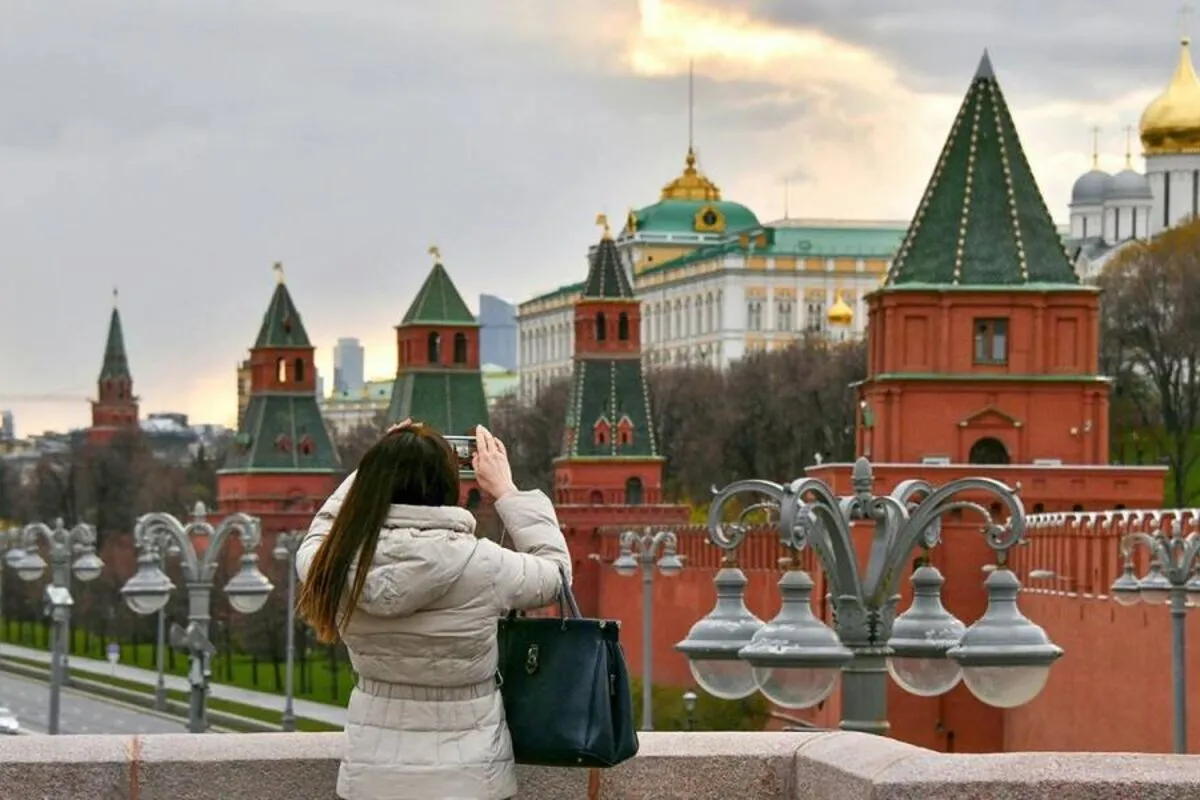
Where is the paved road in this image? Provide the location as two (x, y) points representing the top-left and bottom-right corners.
(1, 643), (346, 727)
(0, 672), (186, 735)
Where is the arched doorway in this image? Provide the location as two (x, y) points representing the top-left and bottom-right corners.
(624, 477), (644, 506)
(968, 437), (1010, 465)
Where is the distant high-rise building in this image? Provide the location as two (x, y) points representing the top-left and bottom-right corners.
(0, 410), (13, 440)
(479, 294), (517, 372)
(333, 337), (365, 394)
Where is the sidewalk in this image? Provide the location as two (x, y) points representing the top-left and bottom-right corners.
(0, 642), (347, 728)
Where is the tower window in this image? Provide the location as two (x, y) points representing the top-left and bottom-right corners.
(596, 312), (607, 341)
(293, 358), (305, 383)
(625, 477), (644, 506)
(453, 332), (468, 364)
(617, 312), (630, 341)
(427, 332), (442, 364)
(973, 318), (1008, 365)
(276, 357), (287, 382)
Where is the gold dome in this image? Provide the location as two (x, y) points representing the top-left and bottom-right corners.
(1140, 37), (1200, 155)
(661, 147), (722, 201)
(827, 291), (854, 327)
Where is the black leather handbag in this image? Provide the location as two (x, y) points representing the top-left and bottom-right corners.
(496, 567), (639, 768)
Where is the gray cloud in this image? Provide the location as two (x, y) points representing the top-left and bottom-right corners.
(702, 0), (1184, 101)
(0, 0), (1180, 434)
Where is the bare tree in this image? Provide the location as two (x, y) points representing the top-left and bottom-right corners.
(490, 379), (570, 494)
(333, 411), (388, 473)
(1099, 221), (1200, 506)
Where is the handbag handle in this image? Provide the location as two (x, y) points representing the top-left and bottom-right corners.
(556, 565), (582, 619)
(498, 517), (579, 619)
(505, 565), (580, 620)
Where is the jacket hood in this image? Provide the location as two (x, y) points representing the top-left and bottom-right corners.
(354, 504), (480, 619)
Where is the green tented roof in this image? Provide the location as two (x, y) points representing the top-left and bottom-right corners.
(386, 371), (490, 435)
(583, 237), (635, 299)
(219, 394), (341, 473)
(885, 51), (1078, 287)
(99, 307), (132, 381)
(402, 263), (478, 326)
(561, 358), (658, 458)
(255, 281), (312, 348)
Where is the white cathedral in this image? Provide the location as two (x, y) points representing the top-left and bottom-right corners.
(1069, 34), (1200, 278)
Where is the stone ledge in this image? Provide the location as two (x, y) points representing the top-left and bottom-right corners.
(0, 731), (1198, 799)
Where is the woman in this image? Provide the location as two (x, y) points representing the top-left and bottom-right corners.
(296, 421), (571, 800)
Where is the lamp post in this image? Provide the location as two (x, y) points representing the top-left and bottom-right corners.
(612, 529), (684, 732)
(676, 457), (1063, 736)
(12, 519), (104, 735)
(0, 528), (29, 656)
(682, 689), (697, 731)
(151, 536), (185, 711)
(273, 530), (303, 733)
(1106, 510), (1200, 754)
(120, 502), (273, 734)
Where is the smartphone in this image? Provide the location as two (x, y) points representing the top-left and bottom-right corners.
(444, 435), (478, 473)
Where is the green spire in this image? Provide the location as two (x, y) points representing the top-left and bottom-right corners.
(402, 255), (477, 325)
(886, 51), (1077, 287)
(99, 288), (131, 381)
(583, 219), (635, 299)
(255, 263), (311, 348)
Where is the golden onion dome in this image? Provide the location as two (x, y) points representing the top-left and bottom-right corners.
(827, 291), (854, 327)
(1140, 37), (1200, 155)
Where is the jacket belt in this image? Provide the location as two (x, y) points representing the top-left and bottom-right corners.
(355, 676), (497, 702)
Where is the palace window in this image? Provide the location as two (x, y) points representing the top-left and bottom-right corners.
(427, 332), (442, 364)
(293, 358), (306, 383)
(776, 300), (794, 332)
(806, 302), (825, 333)
(453, 332), (468, 364)
(618, 312), (630, 341)
(747, 300), (763, 331)
(276, 357), (287, 382)
(973, 318), (1009, 364)
(596, 312), (607, 341)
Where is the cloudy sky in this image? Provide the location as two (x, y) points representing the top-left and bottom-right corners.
(0, 0), (1188, 434)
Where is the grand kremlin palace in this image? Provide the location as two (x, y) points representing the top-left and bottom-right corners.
(515, 33), (1200, 400)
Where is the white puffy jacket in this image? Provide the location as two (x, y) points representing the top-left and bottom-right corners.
(296, 472), (572, 800)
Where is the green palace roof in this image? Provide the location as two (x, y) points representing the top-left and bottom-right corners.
(640, 223), (907, 279)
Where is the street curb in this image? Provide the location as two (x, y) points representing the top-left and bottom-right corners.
(0, 659), (273, 733)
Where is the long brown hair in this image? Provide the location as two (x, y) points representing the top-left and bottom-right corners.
(298, 424), (460, 642)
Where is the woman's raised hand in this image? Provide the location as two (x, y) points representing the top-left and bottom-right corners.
(472, 425), (517, 500)
(385, 418), (416, 436)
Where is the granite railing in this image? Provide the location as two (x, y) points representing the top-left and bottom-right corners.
(2, 731), (1199, 799)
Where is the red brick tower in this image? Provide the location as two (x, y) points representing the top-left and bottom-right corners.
(217, 264), (342, 534)
(385, 248), (490, 508)
(554, 217), (689, 614)
(804, 51), (1165, 752)
(87, 289), (139, 446)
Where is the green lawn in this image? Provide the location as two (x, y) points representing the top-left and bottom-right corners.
(1, 624), (356, 710)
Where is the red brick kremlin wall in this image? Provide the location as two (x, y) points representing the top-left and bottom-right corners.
(579, 461), (1181, 753)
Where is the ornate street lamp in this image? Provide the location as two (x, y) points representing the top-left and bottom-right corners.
(1104, 510), (1200, 754)
(273, 531), (304, 733)
(676, 457), (1062, 735)
(14, 520), (104, 735)
(612, 529), (683, 731)
(121, 501), (273, 733)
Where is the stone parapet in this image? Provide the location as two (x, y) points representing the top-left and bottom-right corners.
(1, 730), (1198, 799)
